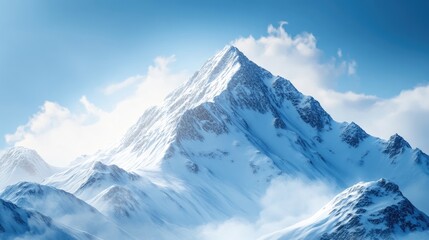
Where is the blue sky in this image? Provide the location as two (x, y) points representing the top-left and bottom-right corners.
(1, 0), (429, 163)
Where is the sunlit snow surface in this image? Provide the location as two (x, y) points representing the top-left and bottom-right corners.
(1, 46), (429, 239)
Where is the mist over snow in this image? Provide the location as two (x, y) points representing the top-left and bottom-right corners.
(194, 177), (337, 240)
(400, 175), (429, 214)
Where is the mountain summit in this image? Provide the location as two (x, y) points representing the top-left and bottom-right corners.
(0, 147), (54, 190)
(86, 45), (334, 172)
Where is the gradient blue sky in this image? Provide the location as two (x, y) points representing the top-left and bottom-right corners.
(1, 0), (428, 149)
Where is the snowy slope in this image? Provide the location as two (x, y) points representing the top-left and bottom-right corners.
(0, 198), (95, 240)
(262, 179), (429, 240)
(0, 182), (134, 240)
(0, 147), (56, 190)
(33, 46), (429, 238)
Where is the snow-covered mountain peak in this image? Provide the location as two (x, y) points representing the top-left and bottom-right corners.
(0, 147), (54, 190)
(209, 45), (247, 67)
(1, 182), (96, 215)
(164, 44), (276, 112)
(340, 122), (369, 147)
(332, 178), (402, 206)
(75, 161), (140, 195)
(89, 161), (140, 180)
(413, 148), (429, 173)
(107, 45), (336, 170)
(45, 161), (140, 201)
(320, 179), (429, 238)
(264, 179), (429, 240)
(384, 133), (412, 158)
(0, 146), (49, 172)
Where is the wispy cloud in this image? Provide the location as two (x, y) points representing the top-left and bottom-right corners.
(103, 76), (141, 95)
(232, 22), (356, 94)
(347, 60), (357, 75)
(5, 56), (189, 166)
(337, 48), (342, 58)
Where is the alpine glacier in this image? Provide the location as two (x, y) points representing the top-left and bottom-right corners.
(1, 46), (429, 239)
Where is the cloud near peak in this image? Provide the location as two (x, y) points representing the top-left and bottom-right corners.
(5, 56), (188, 166)
(232, 22), (356, 94)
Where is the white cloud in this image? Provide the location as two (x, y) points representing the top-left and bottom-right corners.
(5, 102), (74, 144)
(259, 177), (334, 226)
(232, 22), (429, 153)
(232, 22), (356, 95)
(5, 100), (107, 166)
(103, 76), (140, 95)
(347, 60), (357, 75)
(355, 85), (429, 150)
(401, 175), (429, 214)
(312, 82), (429, 154)
(5, 56), (189, 166)
(195, 177), (336, 240)
(337, 48), (342, 58)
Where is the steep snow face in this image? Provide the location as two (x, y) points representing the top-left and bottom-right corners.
(0, 147), (55, 190)
(0, 198), (94, 240)
(0, 182), (133, 240)
(263, 179), (429, 240)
